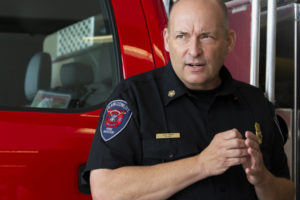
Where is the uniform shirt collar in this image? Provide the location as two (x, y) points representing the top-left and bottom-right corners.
(161, 62), (188, 105)
(161, 62), (237, 106)
(217, 66), (236, 96)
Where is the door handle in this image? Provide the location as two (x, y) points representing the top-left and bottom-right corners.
(78, 164), (91, 194)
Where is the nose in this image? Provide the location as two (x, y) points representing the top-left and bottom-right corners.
(188, 37), (202, 57)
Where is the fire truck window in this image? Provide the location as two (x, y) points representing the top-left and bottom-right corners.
(0, 0), (120, 111)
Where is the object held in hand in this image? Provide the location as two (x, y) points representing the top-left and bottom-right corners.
(255, 122), (263, 144)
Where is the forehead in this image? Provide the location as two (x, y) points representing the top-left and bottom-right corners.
(170, 12), (218, 33)
(169, 0), (224, 32)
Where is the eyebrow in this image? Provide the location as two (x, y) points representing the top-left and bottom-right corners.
(174, 31), (188, 35)
(200, 30), (217, 34)
(174, 30), (217, 35)
(200, 32), (214, 36)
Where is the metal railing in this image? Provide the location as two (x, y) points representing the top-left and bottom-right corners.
(250, 0), (261, 87)
(265, 0), (277, 104)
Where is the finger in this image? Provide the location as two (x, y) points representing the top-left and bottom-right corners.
(225, 138), (247, 149)
(245, 167), (258, 176)
(245, 131), (260, 150)
(226, 148), (249, 158)
(245, 164), (261, 177)
(245, 131), (259, 143)
(222, 129), (243, 140)
(248, 147), (262, 169)
(245, 138), (260, 151)
(226, 157), (248, 167)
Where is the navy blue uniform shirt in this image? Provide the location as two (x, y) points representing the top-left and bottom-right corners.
(85, 62), (290, 200)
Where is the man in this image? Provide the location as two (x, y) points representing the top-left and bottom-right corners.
(85, 0), (295, 199)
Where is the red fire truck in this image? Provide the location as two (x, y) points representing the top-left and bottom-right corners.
(0, 0), (298, 199)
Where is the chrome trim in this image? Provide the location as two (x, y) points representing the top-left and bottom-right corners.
(250, 0), (261, 87)
(226, 0), (250, 9)
(265, 0), (277, 103)
(293, 3), (299, 196)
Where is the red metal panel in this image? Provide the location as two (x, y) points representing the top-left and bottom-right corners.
(111, 0), (156, 79)
(140, 0), (170, 68)
(225, 3), (251, 83)
(0, 110), (99, 199)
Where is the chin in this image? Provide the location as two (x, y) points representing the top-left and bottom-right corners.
(186, 75), (206, 84)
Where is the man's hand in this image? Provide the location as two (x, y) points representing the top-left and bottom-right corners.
(242, 131), (268, 186)
(198, 129), (248, 177)
(242, 131), (295, 200)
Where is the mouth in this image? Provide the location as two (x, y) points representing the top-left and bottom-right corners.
(185, 63), (206, 71)
(186, 63), (205, 67)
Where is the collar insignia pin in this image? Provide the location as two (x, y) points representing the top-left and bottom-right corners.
(168, 90), (176, 98)
(254, 122), (263, 144)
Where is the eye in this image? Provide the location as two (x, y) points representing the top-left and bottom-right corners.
(176, 34), (185, 39)
(202, 33), (212, 39)
(200, 33), (216, 43)
(175, 32), (188, 40)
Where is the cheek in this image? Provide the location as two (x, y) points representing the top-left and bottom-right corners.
(206, 46), (226, 62)
(170, 45), (186, 60)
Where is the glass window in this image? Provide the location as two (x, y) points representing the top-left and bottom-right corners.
(0, 0), (120, 110)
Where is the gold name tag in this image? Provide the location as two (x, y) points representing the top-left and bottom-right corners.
(156, 133), (181, 139)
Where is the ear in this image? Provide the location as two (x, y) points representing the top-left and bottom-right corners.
(163, 28), (170, 52)
(226, 29), (236, 54)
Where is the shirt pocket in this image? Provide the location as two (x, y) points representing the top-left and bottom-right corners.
(142, 139), (199, 165)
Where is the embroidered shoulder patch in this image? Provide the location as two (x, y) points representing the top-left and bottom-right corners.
(100, 100), (132, 141)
